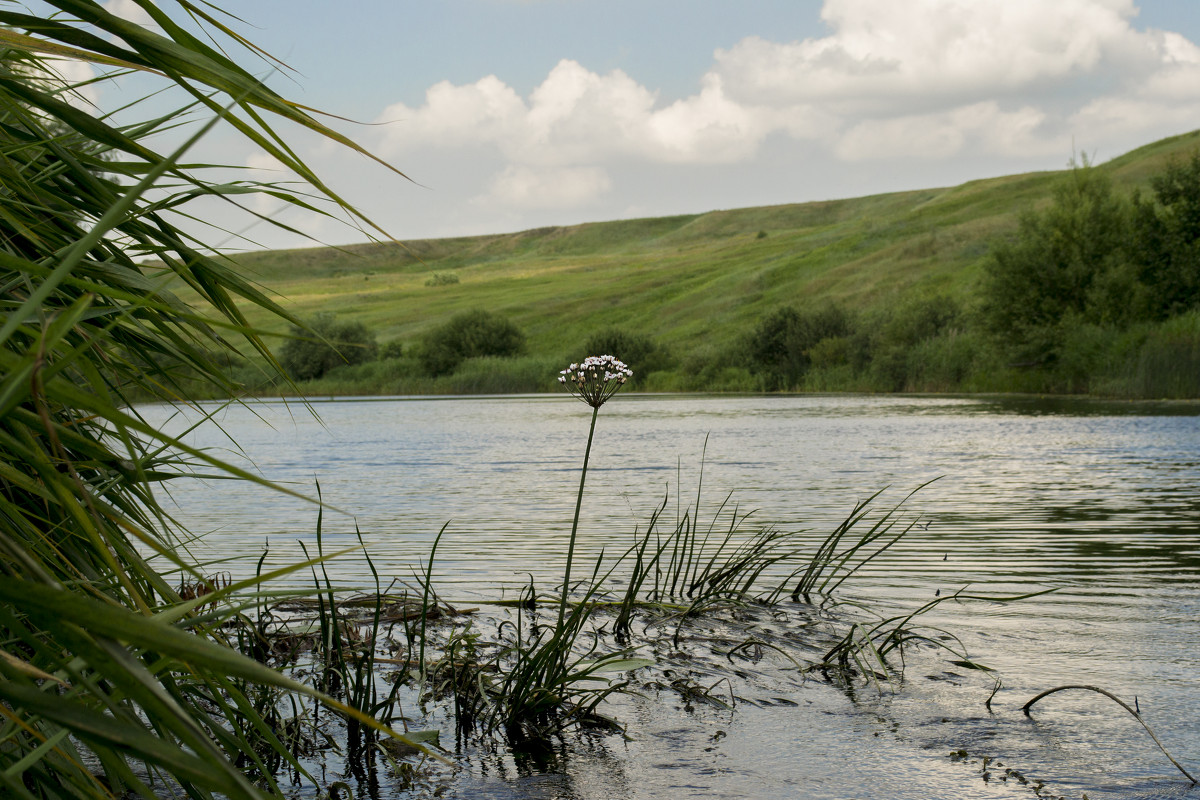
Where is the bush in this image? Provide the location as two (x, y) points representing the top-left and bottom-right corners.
(425, 272), (460, 286)
(1129, 152), (1200, 319)
(982, 159), (1130, 362)
(379, 339), (405, 360)
(905, 330), (983, 391)
(1130, 311), (1200, 397)
(747, 304), (852, 389)
(984, 154), (1200, 366)
(881, 295), (961, 347)
(417, 309), (525, 376)
(582, 327), (669, 378)
(279, 313), (378, 381)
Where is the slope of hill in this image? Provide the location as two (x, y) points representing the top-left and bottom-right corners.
(225, 129), (1200, 397)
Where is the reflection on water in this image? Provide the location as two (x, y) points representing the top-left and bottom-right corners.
(141, 394), (1200, 799)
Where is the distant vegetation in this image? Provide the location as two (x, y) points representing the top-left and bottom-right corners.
(280, 313), (377, 380)
(221, 131), (1200, 399)
(416, 308), (525, 376)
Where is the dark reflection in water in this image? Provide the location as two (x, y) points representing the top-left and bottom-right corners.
(142, 394), (1200, 800)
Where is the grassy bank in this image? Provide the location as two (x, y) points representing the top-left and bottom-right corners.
(215, 131), (1200, 399)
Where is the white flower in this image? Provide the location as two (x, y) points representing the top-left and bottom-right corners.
(558, 354), (633, 408)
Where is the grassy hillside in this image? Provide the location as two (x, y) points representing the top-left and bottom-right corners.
(220, 129), (1200, 396)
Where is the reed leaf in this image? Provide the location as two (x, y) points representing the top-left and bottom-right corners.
(0, 1), (432, 795)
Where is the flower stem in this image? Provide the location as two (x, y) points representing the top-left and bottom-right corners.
(559, 404), (599, 631)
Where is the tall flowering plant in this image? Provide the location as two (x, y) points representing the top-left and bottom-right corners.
(556, 356), (633, 629)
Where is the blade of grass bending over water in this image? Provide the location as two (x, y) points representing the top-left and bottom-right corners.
(1022, 685), (1198, 785)
(818, 586), (1057, 690)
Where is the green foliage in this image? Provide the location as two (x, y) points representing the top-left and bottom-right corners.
(984, 154), (1200, 370)
(1129, 311), (1200, 397)
(1129, 152), (1200, 319)
(379, 339), (405, 359)
(983, 160), (1131, 361)
(202, 128), (1200, 398)
(417, 309), (525, 376)
(0, 3), (425, 797)
(583, 327), (669, 378)
(425, 272), (460, 286)
(279, 313), (377, 380)
(747, 304), (852, 389)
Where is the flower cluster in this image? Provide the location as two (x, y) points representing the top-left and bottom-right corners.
(558, 355), (633, 408)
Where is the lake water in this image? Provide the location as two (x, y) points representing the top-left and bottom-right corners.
(142, 394), (1200, 800)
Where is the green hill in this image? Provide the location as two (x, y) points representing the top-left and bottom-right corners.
(224, 129), (1200, 397)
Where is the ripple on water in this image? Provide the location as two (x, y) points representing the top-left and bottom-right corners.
(138, 395), (1200, 799)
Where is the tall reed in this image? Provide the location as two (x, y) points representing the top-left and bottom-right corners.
(0, 3), (431, 796)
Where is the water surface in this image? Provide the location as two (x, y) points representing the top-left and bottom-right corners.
(143, 394), (1200, 799)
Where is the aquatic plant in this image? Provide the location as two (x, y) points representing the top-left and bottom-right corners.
(1022, 685), (1197, 785)
(443, 356), (643, 733)
(394, 358), (644, 737)
(816, 585), (1054, 693)
(556, 355), (633, 628)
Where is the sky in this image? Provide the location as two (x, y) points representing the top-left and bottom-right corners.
(78, 0), (1200, 250)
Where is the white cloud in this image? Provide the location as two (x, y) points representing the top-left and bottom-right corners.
(712, 0), (1148, 110)
(377, 60), (768, 167)
(379, 75), (525, 150)
(327, 0), (1200, 245)
(834, 102), (1051, 161)
(42, 58), (100, 110)
(476, 165), (612, 209)
(375, 0), (1200, 183)
(102, 0), (160, 31)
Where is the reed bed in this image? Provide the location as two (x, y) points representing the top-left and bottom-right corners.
(0, 3), (434, 797)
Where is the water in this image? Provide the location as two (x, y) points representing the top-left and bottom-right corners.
(141, 394), (1200, 799)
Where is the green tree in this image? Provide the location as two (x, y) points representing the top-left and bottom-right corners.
(583, 327), (668, 378)
(983, 161), (1130, 361)
(280, 313), (377, 380)
(418, 309), (525, 375)
(747, 304), (852, 389)
(1129, 152), (1200, 319)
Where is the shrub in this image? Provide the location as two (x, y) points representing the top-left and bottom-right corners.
(747, 304), (852, 389)
(379, 339), (405, 360)
(582, 327), (669, 378)
(983, 159), (1130, 362)
(279, 313), (378, 381)
(881, 295), (961, 347)
(1131, 311), (1200, 398)
(905, 330), (983, 391)
(425, 272), (460, 286)
(417, 309), (525, 376)
(1129, 152), (1200, 319)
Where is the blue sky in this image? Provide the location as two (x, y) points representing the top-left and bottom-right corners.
(85, 0), (1200, 250)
